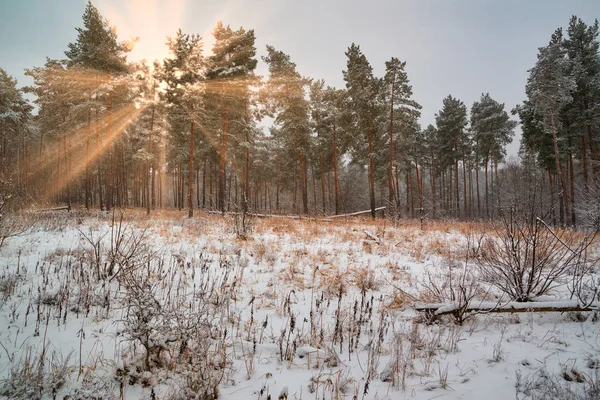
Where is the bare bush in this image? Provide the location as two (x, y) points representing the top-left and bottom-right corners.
(0, 178), (30, 248)
(516, 366), (600, 400)
(419, 234), (484, 324)
(476, 210), (597, 302)
(117, 254), (232, 399)
(0, 347), (74, 400)
(66, 374), (119, 400)
(78, 210), (157, 281)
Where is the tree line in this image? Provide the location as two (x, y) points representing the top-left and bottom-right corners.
(1, 2), (598, 225)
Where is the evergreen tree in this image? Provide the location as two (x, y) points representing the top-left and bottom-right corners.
(383, 57), (421, 212)
(206, 22), (258, 213)
(343, 43), (383, 218)
(262, 45), (311, 214)
(525, 28), (576, 225)
(471, 93), (517, 217)
(422, 124), (440, 218)
(65, 1), (131, 74)
(0, 68), (32, 192)
(435, 95), (468, 216)
(158, 29), (206, 217)
(564, 16), (600, 185)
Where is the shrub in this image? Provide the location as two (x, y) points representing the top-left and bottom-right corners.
(476, 210), (597, 302)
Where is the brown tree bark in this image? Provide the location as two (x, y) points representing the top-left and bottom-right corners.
(462, 152), (467, 218)
(485, 156), (489, 219)
(388, 79), (396, 210)
(85, 108), (91, 209)
(569, 152), (576, 226)
(549, 109), (569, 225)
(297, 148), (309, 214)
(188, 104), (195, 218)
(276, 153), (280, 211)
(367, 125), (376, 218)
(333, 121), (340, 215)
(475, 147), (480, 218)
(581, 135), (589, 191)
(320, 152), (326, 215)
(430, 151), (437, 219)
(219, 105), (228, 214)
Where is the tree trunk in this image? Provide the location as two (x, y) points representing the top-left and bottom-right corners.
(462, 152), (467, 218)
(581, 135), (589, 191)
(549, 109), (569, 225)
(454, 158), (459, 217)
(151, 162), (156, 209)
(569, 152), (576, 227)
(320, 153), (326, 215)
(475, 147), (480, 218)
(367, 125), (376, 218)
(85, 108), (91, 209)
(311, 163), (317, 211)
(146, 161), (150, 215)
(584, 96), (596, 182)
(244, 124), (250, 213)
(297, 148), (309, 214)
(188, 105), (195, 218)
(485, 157), (489, 219)
(202, 157), (207, 208)
(388, 80), (395, 211)
(276, 153), (280, 211)
(219, 105), (228, 214)
(333, 121), (340, 215)
(548, 169), (556, 226)
(430, 151), (437, 219)
(415, 162), (423, 212)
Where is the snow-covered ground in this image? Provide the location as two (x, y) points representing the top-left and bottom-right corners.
(0, 209), (598, 399)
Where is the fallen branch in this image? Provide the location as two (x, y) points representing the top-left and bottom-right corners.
(363, 230), (381, 244)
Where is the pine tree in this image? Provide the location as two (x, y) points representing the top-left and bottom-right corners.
(343, 44), (383, 218)
(262, 45), (311, 214)
(309, 82), (347, 215)
(383, 57), (421, 213)
(0, 68), (32, 194)
(435, 95), (468, 217)
(24, 59), (88, 205)
(471, 93), (517, 217)
(127, 61), (168, 213)
(206, 22), (258, 214)
(65, 1), (131, 74)
(422, 124), (439, 218)
(525, 29), (576, 225)
(564, 16), (600, 186)
(60, 0), (134, 209)
(158, 29), (206, 217)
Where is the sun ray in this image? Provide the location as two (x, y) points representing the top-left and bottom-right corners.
(36, 102), (147, 203)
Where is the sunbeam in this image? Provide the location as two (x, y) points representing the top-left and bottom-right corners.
(36, 102), (147, 203)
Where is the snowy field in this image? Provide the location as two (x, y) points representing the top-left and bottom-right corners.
(0, 209), (598, 399)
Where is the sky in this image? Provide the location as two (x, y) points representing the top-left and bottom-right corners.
(1, 0), (600, 157)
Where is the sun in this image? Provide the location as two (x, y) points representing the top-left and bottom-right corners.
(101, 0), (187, 64)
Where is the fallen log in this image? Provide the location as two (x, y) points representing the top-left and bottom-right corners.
(203, 207), (387, 221)
(203, 210), (335, 221)
(415, 300), (600, 319)
(27, 205), (70, 213)
(326, 206), (386, 219)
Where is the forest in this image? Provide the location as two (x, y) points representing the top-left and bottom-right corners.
(0, 2), (597, 225)
(1, 2), (600, 400)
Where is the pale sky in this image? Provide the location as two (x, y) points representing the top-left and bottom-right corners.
(2, 0), (600, 157)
